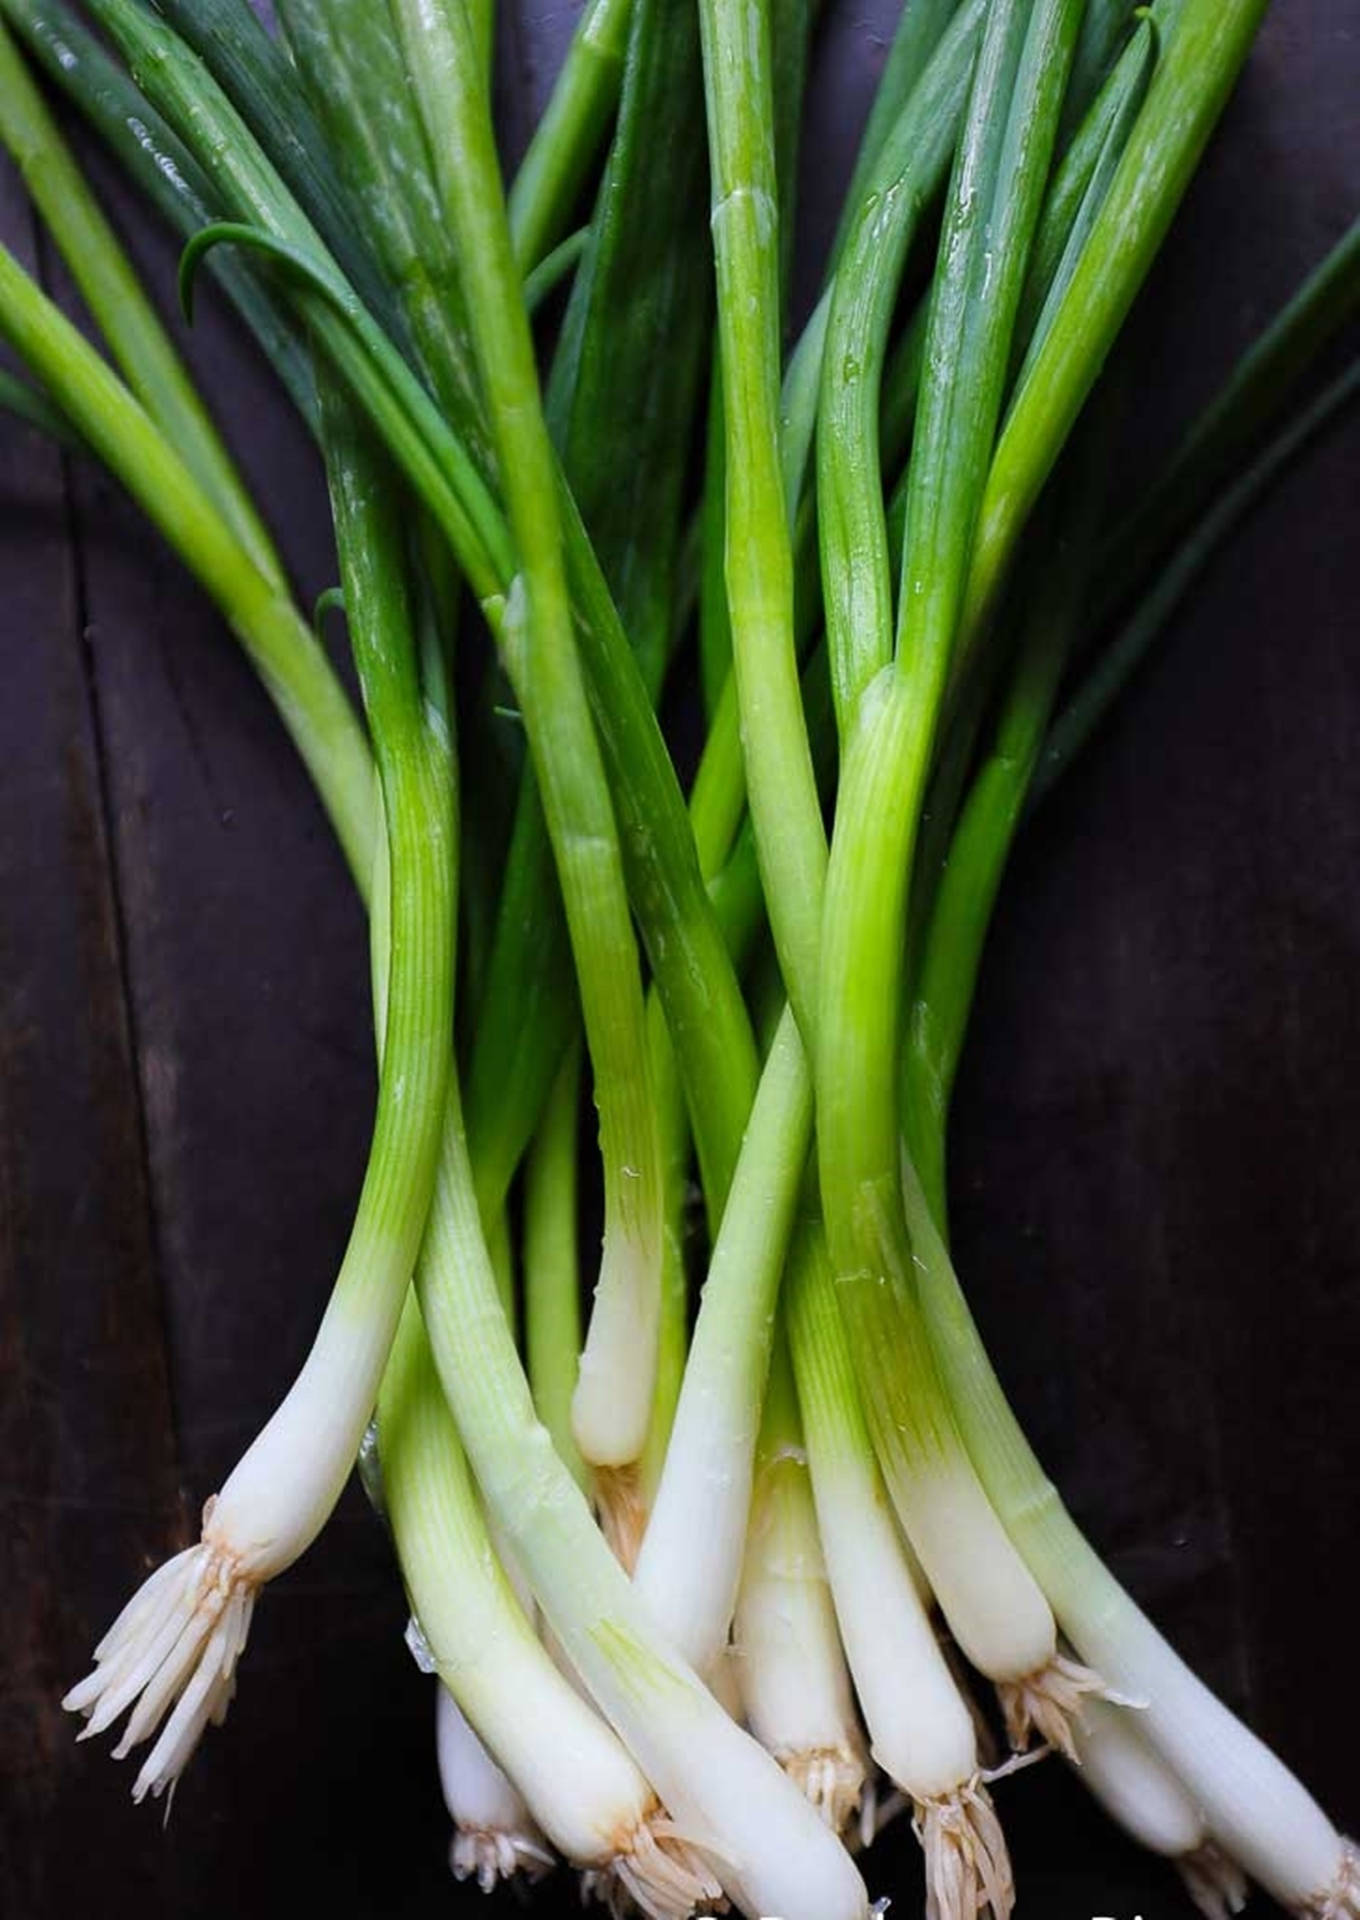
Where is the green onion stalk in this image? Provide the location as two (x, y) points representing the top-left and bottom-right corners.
(584, 0), (831, 1644)
(1067, 1697), (1247, 1920)
(319, 419), (556, 1900)
(507, 0), (633, 270)
(149, 0), (399, 335)
(696, 0), (824, 1044)
(267, 0), (487, 455)
(531, 0), (712, 1556)
(732, 1322), (869, 1841)
(619, 0), (837, 1723)
(45, 278), (456, 1799)
(692, 0), (814, 717)
(434, 1682), (553, 1892)
(632, 1003), (811, 1673)
(894, 392), (1250, 1911)
(624, 0), (862, 1717)
(786, 1218), (1015, 1919)
(903, 1143), (1358, 1916)
(523, 1039), (590, 1496)
(815, 0), (1100, 1750)
(385, 0), (664, 1512)
(815, 0), (988, 739)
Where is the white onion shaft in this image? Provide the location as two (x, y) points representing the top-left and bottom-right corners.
(734, 1332), (867, 1835)
(634, 1007), (812, 1674)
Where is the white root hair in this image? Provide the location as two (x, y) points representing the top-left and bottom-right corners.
(579, 1808), (726, 1920)
(915, 1776), (1015, 1920)
(63, 1509), (257, 1803)
(1178, 1840), (1248, 1920)
(1291, 1839), (1360, 1920)
(449, 1823), (555, 1892)
(783, 1742), (868, 1840)
(594, 1462), (650, 1573)
(997, 1651), (1104, 1761)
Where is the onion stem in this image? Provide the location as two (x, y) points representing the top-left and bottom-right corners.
(61, 376), (455, 1799)
(734, 1327), (868, 1841)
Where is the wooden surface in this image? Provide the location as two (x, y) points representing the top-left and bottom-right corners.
(2, 4), (1358, 1916)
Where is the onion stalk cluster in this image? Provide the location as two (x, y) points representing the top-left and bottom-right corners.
(0, 0), (1356, 1916)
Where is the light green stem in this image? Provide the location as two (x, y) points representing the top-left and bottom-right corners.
(508, 0), (633, 270)
(391, 0), (662, 1473)
(524, 1038), (589, 1494)
(697, 0), (824, 1039)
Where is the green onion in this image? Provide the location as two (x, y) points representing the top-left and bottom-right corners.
(900, 1152), (1359, 1914)
(387, 0), (664, 1492)
(904, 390), (1115, 1230)
(633, 1005), (811, 1671)
(733, 1325), (868, 1841)
(508, 0), (633, 270)
(698, 0), (824, 1039)
(435, 1684), (553, 1892)
(786, 1216), (1013, 1915)
(152, 0), (402, 342)
(829, 0), (966, 266)
(62, 370), (455, 1801)
(270, 0), (487, 454)
(816, 0), (987, 734)
(1067, 1696), (1247, 1915)
(524, 1040), (589, 1496)
(816, 0), (1091, 1741)
(408, 1045), (870, 1919)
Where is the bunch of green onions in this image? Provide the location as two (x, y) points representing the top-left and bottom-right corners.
(1, 0), (1356, 1914)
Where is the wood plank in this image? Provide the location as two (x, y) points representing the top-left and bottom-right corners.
(0, 171), (180, 1919)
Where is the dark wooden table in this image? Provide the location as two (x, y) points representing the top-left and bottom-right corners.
(2, 4), (1358, 1916)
